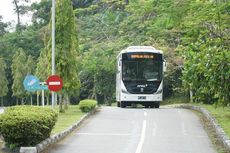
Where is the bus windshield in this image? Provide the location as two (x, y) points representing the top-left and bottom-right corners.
(122, 59), (162, 81)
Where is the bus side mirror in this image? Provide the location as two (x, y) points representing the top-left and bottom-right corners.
(163, 61), (167, 72)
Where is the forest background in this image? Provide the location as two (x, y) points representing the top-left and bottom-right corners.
(0, 0), (229, 108)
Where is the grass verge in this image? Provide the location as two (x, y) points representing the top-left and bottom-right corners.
(51, 105), (85, 134)
(194, 110), (229, 153)
(195, 103), (230, 138)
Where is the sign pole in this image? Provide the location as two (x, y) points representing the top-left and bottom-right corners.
(42, 89), (45, 107)
(51, 0), (56, 110)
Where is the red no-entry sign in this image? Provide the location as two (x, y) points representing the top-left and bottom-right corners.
(46, 75), (63, 92)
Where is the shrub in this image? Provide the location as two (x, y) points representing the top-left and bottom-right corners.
(0, 106), (58, 148)
(79, 99), (97, 113)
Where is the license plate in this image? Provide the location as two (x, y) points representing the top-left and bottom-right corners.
(138, 96), (146, 100)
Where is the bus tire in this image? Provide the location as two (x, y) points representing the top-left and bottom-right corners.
(145, 104), (149, 108)
(150, 103), (154, 108)
(155, 103), (160, 108)
(117, 102), (120, 107)
(121, 101), (126, 108)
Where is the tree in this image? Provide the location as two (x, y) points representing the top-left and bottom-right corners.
(11, 49), (27, 104)
(12, 0), (30, 32)
(25, 55), (36, 105)
(45, 0), (81, 111)
(0, 16), (8, 36)
(31, 0), (52, 28)
(0, 57), (9, 106)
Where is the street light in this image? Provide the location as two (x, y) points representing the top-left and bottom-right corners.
(51, 0), (55, 109)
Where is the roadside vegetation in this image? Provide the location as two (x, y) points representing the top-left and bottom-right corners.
(52, 105), (85, 134)
(0, 0), (229, 109)
(196, 104), (230, 138)
(0, 106), (58, 149)
(0, 0), (229, 150)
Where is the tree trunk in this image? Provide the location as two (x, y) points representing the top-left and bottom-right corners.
(59, 94), (64, 112)
(1, 97), (3, 107)
(13, 0), (21, 32)
(190, 89), (193, 103)
(46, 93), (49, 106)
(30, 95), (33, 105)
(21, 98), (24, 105)
(37, 91), (39, 106)
(55, 93), (58, 105)
(16, 98), (18, 105)
(64, 94), (68, 110)
(91, 76), (97, 99)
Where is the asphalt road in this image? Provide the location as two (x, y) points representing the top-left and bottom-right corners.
(47, 107), (216, 153)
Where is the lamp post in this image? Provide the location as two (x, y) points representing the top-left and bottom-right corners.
(51, 0), (55, 109)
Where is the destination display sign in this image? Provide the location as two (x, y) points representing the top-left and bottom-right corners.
(122, 52), (163, 61)
(131, 54), (154, 59)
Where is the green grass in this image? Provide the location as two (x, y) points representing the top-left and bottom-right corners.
(51, 105), (85, 134)
(162, 96), (190, 105)
(195, 103), (230, 138)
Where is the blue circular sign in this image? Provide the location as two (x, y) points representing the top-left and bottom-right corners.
(23, 75), (40, 92)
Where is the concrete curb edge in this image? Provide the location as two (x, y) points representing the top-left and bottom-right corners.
(20, 108), (98, 153)
(174, 104), (230, 152)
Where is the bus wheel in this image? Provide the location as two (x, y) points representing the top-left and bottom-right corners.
(121, 101), (126, 108)
(144, 104), (149, 108)
(155, 103), (160, 108)
(117, 102), (120, 107)
(150, 103), (154, 108)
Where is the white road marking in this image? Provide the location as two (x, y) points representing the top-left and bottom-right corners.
(181, 122), (187, 136)
(152, 121), (157, 136)
(135, 120), (147, 153)
(144, 112), (147, 117)
(48, 81), (61, 85)
(76, 133), (132, 136)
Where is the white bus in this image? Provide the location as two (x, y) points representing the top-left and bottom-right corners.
(116, 46), (166, 108)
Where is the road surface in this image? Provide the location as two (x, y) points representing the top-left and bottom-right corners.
(47, 107), (216, 153)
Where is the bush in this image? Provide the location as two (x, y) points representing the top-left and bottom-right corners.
(79, 99), (97, 113)
(0, 106), (58, 148)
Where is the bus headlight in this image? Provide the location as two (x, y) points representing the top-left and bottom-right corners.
(121, 89), (130, 94)
(154, 89), (162, 94)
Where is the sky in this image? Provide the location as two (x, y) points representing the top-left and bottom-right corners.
(0, 0), (40, 25)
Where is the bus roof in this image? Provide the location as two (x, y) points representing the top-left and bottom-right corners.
(117, 46), (163, 58)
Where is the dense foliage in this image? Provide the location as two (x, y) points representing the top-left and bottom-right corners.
(0, 106), (58, 148)
(79, 99), (97, 113)
(0, 0), (229, 107)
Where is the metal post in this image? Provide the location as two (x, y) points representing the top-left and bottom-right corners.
(42, 89), (45, 107)
(51, 0), (56, 109)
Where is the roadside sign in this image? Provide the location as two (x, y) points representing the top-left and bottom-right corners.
(23, 75), (49, 91)
(23, 75), (40, 92)
(46, 75), (63, 92)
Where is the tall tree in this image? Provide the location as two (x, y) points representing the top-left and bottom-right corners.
(11, 49), (27, 104)
(45, 0), (81, 111)
(12, 0), (30, 32)
(0, 57), (9, 106)
(25, 55), (36, 105)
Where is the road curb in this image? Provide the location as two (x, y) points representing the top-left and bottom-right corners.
(174, 104), (230, 152)
(20, 108), (98, 153)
